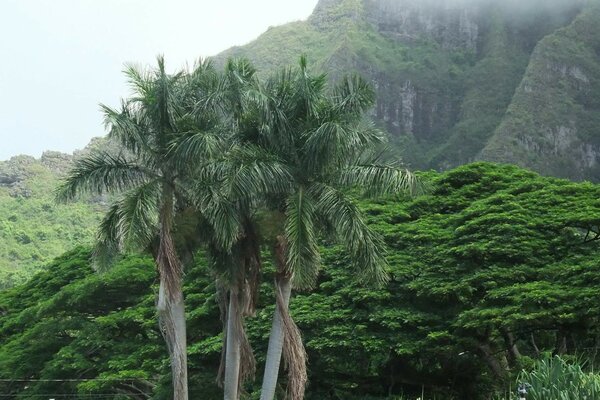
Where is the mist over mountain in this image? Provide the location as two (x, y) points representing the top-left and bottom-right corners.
(218, 0), (600, 180)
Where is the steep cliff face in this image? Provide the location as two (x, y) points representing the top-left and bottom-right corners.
(362, 0), (479, 51)
(216, 0), (599, 180)
(480, 2), (600, 180)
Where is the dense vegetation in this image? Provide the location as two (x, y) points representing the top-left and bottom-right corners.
(0, 153), (102, 287)
(1, 163), (598, 399)
(1, 2), (599, 399)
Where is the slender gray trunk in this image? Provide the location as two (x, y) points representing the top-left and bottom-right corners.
(224, 293), (241, 400)
(260, 277), (292, 400)
(158, 281), (188, 400)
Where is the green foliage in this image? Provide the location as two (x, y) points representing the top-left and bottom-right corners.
(0, 156), (102, 287)
(0, 248), (161, 399)
(518, 356), (600, 400)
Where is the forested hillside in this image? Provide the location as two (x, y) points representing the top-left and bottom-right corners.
(0, 147), (104, 287)
(1, 163), (598, 399)
(217, 0), (600, 180)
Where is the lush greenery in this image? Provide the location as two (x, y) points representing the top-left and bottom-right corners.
(3, 0), (599, 286)
(0, 153), (102, 287)
(518, 356), (600, 400)
(1, 163), (598, 399)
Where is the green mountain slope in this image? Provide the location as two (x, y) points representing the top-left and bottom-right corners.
(216, 0), (598, 179)
(480, 2), (600, 180)
(2, 0), (599, 284)
(0, 142), (105, 287)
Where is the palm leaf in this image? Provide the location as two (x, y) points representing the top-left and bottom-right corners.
(55, 152), (154, 202)
(332, 74), (376, 115)
(337, 163), (418, 197)
(100, 102), (154, 158)
(93, 202), (124, 272)
(93, 181), (161, 271)
(309, 182), (388, 286)
(169, 129), (224, 172)
(285, 187), (321, 289)
(302, 119), (385, 174)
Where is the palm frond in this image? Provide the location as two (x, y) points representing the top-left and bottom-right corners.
(169, 129), (224, 172)
(296, 56), (326, 119)
(100, 102), (154, 158)
(302, 119), (386, 174)
(55, 152), (154, 202)
(194, 184), (243, 251)
(93, 180), (161, 271)
(225, 145), (294, 202)
(123, 63), (154, 99)
(332, 74), (376, 115)
(285, 187), (321, 289)
(93, 202), (123, 272)
(337, 163), (418, 197)
(309, 182), (389, 286)
(118, 180), (161, 250)
(198, 144), (294, 204)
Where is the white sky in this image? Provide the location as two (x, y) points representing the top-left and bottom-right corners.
(0, 0), (319, 160)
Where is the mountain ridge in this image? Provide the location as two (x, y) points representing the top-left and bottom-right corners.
(216, 0), (599, 180)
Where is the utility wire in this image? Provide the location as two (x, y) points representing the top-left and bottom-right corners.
(0, 378), (151, 382)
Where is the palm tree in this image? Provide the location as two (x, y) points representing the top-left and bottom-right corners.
(242, 57), (418, 400)
(56, 56), (221, 400)
(165, 56), (292, 400)
(185, 58), (289, 400)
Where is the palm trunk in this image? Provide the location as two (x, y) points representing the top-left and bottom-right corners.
(260, 276), (292, 400)
(224, 291), (241, 400)
(158, 280), (188, 400)
(260, 236), (307, 400)
(156, 184), (188, 400)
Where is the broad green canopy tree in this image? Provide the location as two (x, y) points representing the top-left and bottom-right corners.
(56, 56), (222, 400)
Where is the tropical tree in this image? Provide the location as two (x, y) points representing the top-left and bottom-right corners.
(56, 56), (220, 400)
(237, 57), (418, 400)
(184, 58), (282, 400)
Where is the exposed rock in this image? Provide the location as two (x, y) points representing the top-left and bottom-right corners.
(480, 2), (600, 180)
(363, 0), (479, 51)
(40, 151), (73, 175)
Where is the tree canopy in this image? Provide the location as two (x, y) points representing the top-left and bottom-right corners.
(2, 162), (599, 399)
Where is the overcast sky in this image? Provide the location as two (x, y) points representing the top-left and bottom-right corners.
(0, 0), (319, 160)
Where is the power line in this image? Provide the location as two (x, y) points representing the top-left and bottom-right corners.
(0, 395), (151, 398)
(0, 379), (147, 382)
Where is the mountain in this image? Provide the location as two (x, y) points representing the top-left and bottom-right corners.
(217, 0), (600, 180)
(2, 0), (599, 284)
